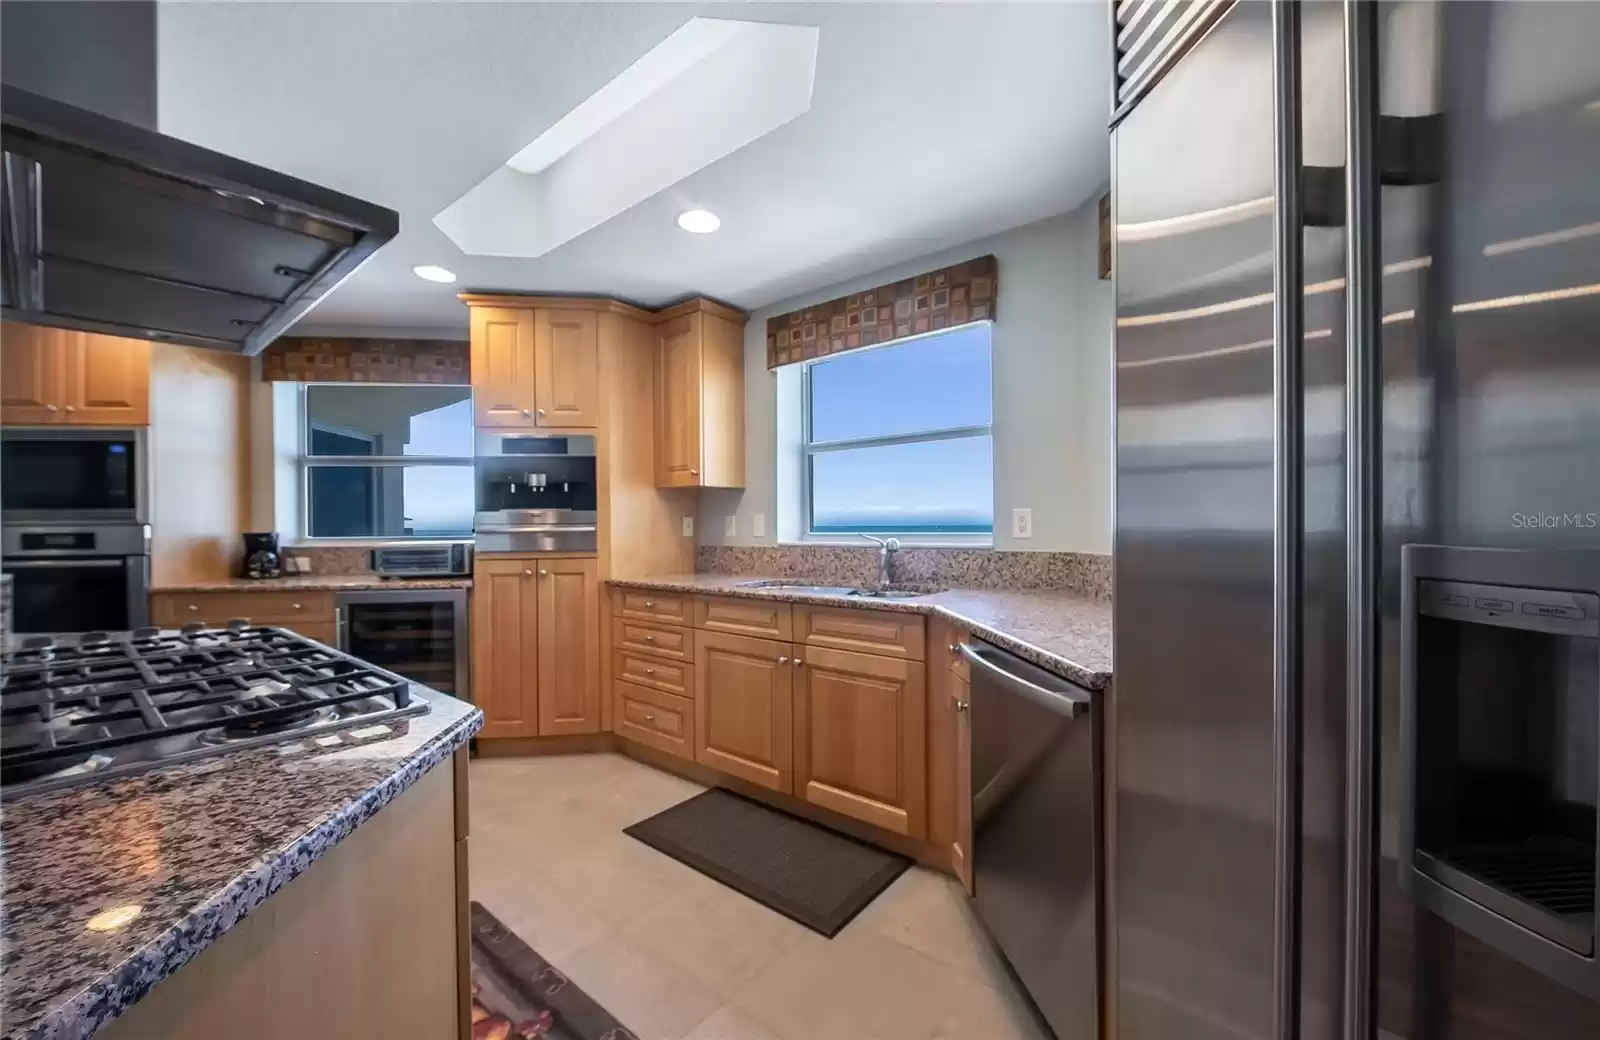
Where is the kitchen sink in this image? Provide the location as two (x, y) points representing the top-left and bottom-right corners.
(735, 580), (933, 599)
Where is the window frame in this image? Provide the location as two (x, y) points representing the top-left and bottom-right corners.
(297, 382), (476, 543)
(799, 323), (995, 545)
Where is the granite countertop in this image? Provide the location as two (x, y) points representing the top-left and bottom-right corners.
(0, 693), (483, 1040)
(151, 575), (472, 592)
(608, 575), (1112, 690)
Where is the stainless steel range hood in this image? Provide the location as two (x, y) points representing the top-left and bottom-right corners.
(0, 3), (397, 355)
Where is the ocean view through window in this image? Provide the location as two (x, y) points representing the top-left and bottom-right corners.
(804, 323), (994, 537)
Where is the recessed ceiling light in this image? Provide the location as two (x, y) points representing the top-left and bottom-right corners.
(677, 209), (721, 234)
(412, 265), (457, 283)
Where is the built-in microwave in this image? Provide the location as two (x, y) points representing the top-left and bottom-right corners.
(1, 428), (148, 524)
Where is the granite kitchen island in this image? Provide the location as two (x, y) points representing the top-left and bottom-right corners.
(0, 681), (481, 1040)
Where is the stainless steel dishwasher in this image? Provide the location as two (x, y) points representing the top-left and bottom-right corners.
(959, 639), (1100, 1040)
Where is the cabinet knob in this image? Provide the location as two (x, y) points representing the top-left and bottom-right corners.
(689, 468), (699, 476)
(64, 405), (76, 413)
(777, 656), (790, 665)
(949, 643), (960, 654)
(643, 634), (657, 643)
(521, 409), (531, 417)
(792, 658), (803, 667)
(292, 603), (302, 610)
(46, 404), (59, 412)
(645, 667), (656, 675)
(644, 713), (656, 722)
(955, 700), (970, 713)
(523, 569), (533, 577)
(643, 599), (654, 607)
(536, 408), (547, 417)
(539, 568), (549, 577)
(187, 604), (199, 612)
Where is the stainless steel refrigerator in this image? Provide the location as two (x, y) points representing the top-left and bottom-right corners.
(1111, 2), (1600, 1038)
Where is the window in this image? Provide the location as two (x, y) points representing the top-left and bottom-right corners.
(804, 323), (993, 538)
(301, 384), (474, 539)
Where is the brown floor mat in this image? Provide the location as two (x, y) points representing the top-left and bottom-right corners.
(470, 902), (639, 1040)
(623, 787), (912, 937)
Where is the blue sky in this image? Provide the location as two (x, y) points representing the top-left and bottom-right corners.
(808, 324), (993, 533)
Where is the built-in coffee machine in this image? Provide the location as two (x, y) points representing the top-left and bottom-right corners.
(473, 433), (596, 552)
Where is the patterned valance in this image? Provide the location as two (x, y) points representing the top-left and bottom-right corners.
(766, 254), (997, 368)
(262, 337), (469, 384)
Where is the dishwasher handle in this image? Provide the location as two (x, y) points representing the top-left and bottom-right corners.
(958, 642), (1091, 718)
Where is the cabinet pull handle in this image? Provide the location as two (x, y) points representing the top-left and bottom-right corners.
(644, 599), (654, 607)
(777, 656), (790, 664)
(536, 408), (547, 417)
(955, 700), (969, 713)
(644, 713), (656, 722)
(949, 643), (960, 654)
(792, 658), (803, 667)
(643, 634), (657, 643)
(292, 602), (302, 609)
(645, 667), (656, 675)
(689, 468), (699, 476)
(64, 405), (76, 413)
(187, 604), (199, 612)
(521, 409), (531, 417)
(523, 569), (533, 577)
(46, 404), (58, 412)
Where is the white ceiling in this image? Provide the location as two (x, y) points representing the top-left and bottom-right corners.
(157, 1), (1111, 336)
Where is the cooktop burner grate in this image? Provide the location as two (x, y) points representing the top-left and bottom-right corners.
(1, 624), (421, 790)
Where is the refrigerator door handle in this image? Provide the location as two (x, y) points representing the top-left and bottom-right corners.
(1342, 2), (1383, 1038)
(1271, 3), (1305, 1038)
(335, 605), (348, 651)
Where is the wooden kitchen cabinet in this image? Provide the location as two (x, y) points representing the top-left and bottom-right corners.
(534, 308), (599, 428)
(695, 630), (794, 793)
(793, 644), (927, 838)
(473, 557), (541, 738)
(470, 306), (538, 428)
(474, 555), (601, 739)
(150, 591), (334, 632)
(953, 672), (973, 894)
(536, 556), (601, 735)
(654, 303), (745, 488)
(2, 323), (149, 425)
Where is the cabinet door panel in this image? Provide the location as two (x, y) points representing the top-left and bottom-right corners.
(66, 332), (150, 424)
(655, 313), (702, 486)
(794, 646), (927, 837)
(695, 630), (793, 792)
(473, 559), (538, 737)
(472, 307), (536, 427)
(695, 595), (793, 641)
(953, 675), (972, 894)
(537, 557), (599, 735)
(534, 309), (598, 428)
(1, 322), (64, 423)
(615, 681), (695, 761)
(795, 605), (924, 660)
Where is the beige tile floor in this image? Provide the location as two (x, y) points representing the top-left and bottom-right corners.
(469, 753), (1051, 1040)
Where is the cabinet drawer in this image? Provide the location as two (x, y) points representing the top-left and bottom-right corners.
(695, 595), (793, 641)
(794, 604), (925, 661)
(616, 590), (690, 626)
(152, 591), (335, 627)
(615, 681), (694, 761)
(613, 650), (689, 696)
(612, 617), (694, 662)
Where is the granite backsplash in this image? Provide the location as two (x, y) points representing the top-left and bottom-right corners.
(281, 545), (382, 576)
(695, 546), (1111, 600)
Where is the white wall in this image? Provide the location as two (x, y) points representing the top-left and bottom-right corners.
(698, 193), (1114, 553)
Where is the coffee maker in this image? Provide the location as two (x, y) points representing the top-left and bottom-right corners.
(242, 532), (282, 579)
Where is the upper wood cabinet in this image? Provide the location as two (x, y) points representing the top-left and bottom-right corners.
(469, 304), (599, 430)
(473, 555), (601, 738)
(534, 309), (599, 427)
(2, 323), (150, 425)
(695, 630), (794, 793)
(470, 307), (537, 428)
(793, 644), (927, 838)
(536, 556), (601, 735)
(654, 305), (744, 488)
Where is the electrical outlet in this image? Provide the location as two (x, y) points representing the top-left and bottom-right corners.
(724, 515), (738, 538)
(753, 513), (767, 538)
(682, 516), (695, 537)
(1011, 508), (1034, 539)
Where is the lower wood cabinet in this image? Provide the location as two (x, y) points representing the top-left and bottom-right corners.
(953, 672), (973, 894)
(615, 681), (695, 760)
(150, 591), (335, 633)
(793, 645), (927, 839)
(474, 556), (600, 739)
(694, 630), (794, 793)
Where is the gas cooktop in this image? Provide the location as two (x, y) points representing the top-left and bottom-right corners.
(0, 622), (430, 797)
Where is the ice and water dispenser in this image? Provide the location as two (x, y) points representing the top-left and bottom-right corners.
(1401, 545), (1600, 995)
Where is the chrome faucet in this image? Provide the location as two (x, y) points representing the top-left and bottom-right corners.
(860, 534), (902, 589)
